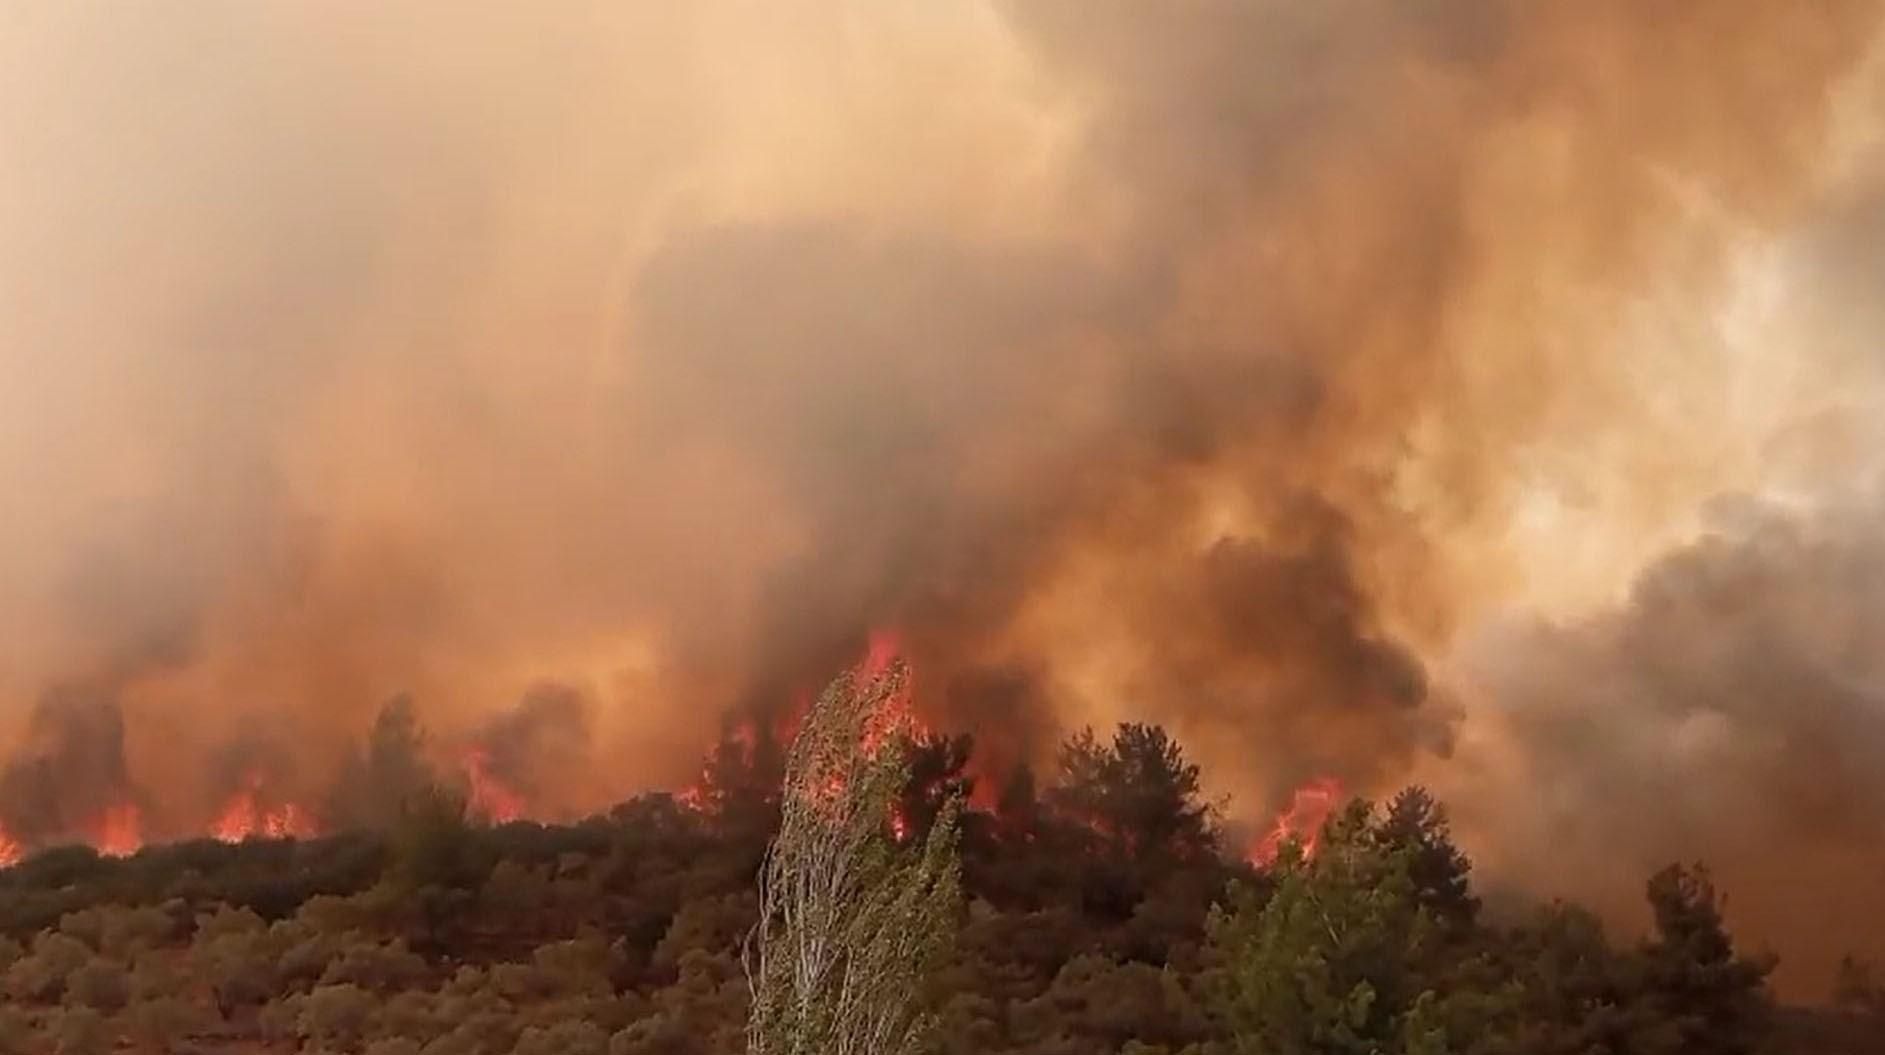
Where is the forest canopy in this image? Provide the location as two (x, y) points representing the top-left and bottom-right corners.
(0, 699), (1874, 1055)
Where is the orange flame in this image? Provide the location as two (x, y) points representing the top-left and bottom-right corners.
(212, 773), (316, 842)
(463, 747), (525, 823)
(857, 627), (918, 757)
(91, 802), (142, 858)
(1249, 777), (1344, 867)
(0, 822), (20, 869)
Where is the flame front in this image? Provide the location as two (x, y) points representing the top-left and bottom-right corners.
(212, 773), (317, 843)
(1249, 777), (1345, 867)
(0, 822), (20, 869)
(90, 802), (142, 858)
(463, 748), (525, 823)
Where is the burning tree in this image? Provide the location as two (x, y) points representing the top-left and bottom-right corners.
(743, 656), (961, 1055)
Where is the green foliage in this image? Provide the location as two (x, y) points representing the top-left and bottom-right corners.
(1637, 864), (1775, 1055)
(1047, 724), (1217, 863)
(1208, 800), (1445, 1054)
(320, 937), (428, 992)
(0, 713), (1828, 1055)
(390, 784), (488, 893)
(122, 995), (203, 1054)
(48, 1006), (109, 1055)
(1376, 788), (1477, 932)
(5, 930), (91, 1002)
(301, 981), (380, 1049)
(745, 660), (964, 1055)
(514, 1019), (613, 1055)
(63, 958), (129, 1012)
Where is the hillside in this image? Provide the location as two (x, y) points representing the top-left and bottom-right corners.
(0, 722), (1878, 1055)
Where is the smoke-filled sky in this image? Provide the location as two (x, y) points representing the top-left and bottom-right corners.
(3, 0), (1884, 996)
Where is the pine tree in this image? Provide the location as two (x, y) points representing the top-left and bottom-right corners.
(1376, 787), (1478, 932)
(1638, 864), (1775, 1055)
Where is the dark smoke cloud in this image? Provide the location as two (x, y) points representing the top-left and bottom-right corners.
(0, 687), (138, 845)
(1451, 493), (1885, 996)
(468, 683), (598, 822)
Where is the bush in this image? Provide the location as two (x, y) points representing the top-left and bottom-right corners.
(513, 1020), (610, 1055)
(122, 996), (203, 1053)
(64, 959), (130, 1012)
(94, 905), (174, 958)
(299, 983), (379, 1049)
(0, 937), (22, 974)
(191, 928), (276, 1014)
(278, 931), (349, 991)
(194, 903), (266, 942)
(49, 1006), (111, 1055)
(320, 937), (427, 992)
(375, 988), (444, 1043)
(258, 993), (307, 1043)
(6, 931), (92, 1002)
(0, 1006), (30, 1055)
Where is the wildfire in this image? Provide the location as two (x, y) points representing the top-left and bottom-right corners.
(463, 747), (525, 823)
(90, 802), (142, 858)
(857, 627), (919, 757)
(1249, 776), (1345, 867)
(0, 822), (20, 869)
(212, 773), (317, 842)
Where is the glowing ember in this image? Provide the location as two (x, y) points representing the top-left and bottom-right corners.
(0, 822), (20, 869)
(91, 802), (142, 858)
(889, 805), (911, 843)
(463, 747), (525, 822)
(1249, 777), (1345, 867)
(213, 774), (316, 842)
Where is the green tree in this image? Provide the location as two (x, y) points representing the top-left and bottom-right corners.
(329, 694), (442, 830)
(1375, 788), (1477, 932)
(1046, 724), (1216, 863)
(1637, 864), (1774, 1055)
(1206, 800), (1447, 1054)
(744, 659), (962, 1055)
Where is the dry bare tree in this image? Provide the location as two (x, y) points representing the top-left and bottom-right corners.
(744, 658), (962, 1055)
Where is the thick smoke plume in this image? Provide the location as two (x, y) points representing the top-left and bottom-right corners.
(2, 0), (1883, 995)
(1445, 493), (1885, 996)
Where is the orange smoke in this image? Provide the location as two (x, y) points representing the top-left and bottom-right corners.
(1249, 777), (1345, 867)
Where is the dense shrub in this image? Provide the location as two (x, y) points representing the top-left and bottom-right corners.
(0, 721), (1851, 1054)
